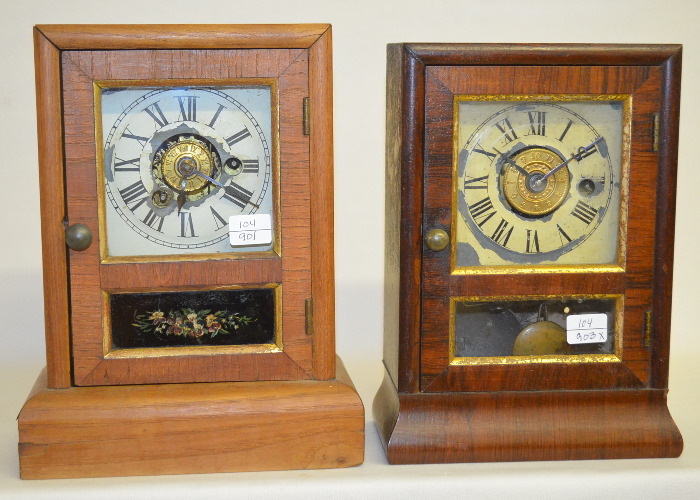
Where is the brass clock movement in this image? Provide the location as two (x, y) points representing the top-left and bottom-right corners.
(18, 24), (364, 479)
(374, 43), (683, 463)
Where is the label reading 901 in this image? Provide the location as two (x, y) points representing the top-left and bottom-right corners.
(229, 214), (272, 246)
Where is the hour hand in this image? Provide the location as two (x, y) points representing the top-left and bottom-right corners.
(494, 147), (529, 176)
(177, 178), (187, 215)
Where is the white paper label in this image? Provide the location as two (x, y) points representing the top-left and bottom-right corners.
(566, 313), (608, 344)
(229, 214), (272, 247)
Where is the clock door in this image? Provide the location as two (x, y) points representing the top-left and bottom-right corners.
(61, 47), (318, 386)
(419, 59), (670, 393)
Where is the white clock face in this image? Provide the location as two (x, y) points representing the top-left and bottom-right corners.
(100, 85), (274, 258)
(455, 98), (626, 268)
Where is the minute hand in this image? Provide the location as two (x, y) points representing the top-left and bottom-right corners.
(190, 168), (260, 208)
(538, 137), (604, 184)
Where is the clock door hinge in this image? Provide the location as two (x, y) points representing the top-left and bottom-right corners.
(652, 113), (660, 152)
(644, 310), (653, 347)
(305, 297), (314, 336)
(302, 97), (310, 136)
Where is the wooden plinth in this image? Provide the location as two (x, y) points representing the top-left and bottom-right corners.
(18, 358), (364, 479)
(373, 370), (682, 464)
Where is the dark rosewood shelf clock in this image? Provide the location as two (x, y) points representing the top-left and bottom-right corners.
(373, 43), (683, 463)
(18, 24), (364, 479)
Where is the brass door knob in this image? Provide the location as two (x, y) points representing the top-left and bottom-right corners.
(425, 228), (449, 252)
(65, 223), (93, 251)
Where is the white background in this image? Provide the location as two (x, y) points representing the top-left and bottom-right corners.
(1, 1), (699, 498)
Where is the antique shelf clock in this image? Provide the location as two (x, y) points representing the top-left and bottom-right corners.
(373, 43), (683, 463)
(18, 24), (364, 479)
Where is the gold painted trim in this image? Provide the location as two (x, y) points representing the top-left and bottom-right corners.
(454, 94), (631, 103)
(94, 78), (282, 263)
(450, 353), (621, 365)
(101, 289), (112, 356)
(102, 283), (283, 360)
(450, 94), (632, 275)
(448, 293), (624, 366)
(102, 250), (280, 265)
(270, 78), (282, 258)
(617, 96), (632, 269)
(452, 264), (624, 275)
(106, 343), (282, 359)
(94, 78), (278, 90)
(273, 283), (283, 349)
(94, 82), (108, 261)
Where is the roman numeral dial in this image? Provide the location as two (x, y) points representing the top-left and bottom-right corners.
(102, 86), (274, 257)
(455, 98), (624, 266)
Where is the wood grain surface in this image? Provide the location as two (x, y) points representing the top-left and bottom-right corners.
(308, 27), (336, 380)
(376, 43), (683, 463)
(26, 23), (357, 480)
(383, 44), (426, 394)
(420, 63), (663, 392)
(33, 29), (72, 389)
(19, 358), (364, 479)
(62, 47), (311, 385)
(35, 24), (330, 50)
(373, 370), (682, 464)
(34, 25), (337, 386)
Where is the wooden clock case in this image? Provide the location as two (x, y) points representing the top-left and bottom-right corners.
(373, 43), (683, 464)
(18, 24), (364, 479)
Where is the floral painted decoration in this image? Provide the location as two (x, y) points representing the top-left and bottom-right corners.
(133, 308), (255, 343)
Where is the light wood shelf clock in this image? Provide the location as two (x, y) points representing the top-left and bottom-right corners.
(18, 24), (364, 479)
(373, 43), (683, 463)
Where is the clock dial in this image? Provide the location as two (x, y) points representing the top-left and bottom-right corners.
(455, 98), (626, 268)
(101, 86), (274, 258)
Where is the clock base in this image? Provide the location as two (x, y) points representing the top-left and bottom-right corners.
(18, 357), (364, 479)
(373, 370), (682, 464)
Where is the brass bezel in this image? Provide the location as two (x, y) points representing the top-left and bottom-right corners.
(450, 94), (632, 275)
(94, 78), (282, 264)
(102, 283), (283, 359)
(448, 293), (624, 366)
